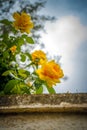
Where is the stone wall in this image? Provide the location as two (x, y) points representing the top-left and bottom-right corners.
(0, 93), (87, 113)
(0, 93), (87, 130)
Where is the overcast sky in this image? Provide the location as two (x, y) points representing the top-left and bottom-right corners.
(40, 0), (87, 93)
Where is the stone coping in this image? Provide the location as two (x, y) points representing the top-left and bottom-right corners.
(0, 93), (87, 113)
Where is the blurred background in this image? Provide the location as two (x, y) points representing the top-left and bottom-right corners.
(0, 0), (87, 93)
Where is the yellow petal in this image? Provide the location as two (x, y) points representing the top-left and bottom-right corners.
(13, 12), (20, 20)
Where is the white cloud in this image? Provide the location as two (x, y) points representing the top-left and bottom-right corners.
(41, 15), (87, 92)
(42, 15), (87, 58)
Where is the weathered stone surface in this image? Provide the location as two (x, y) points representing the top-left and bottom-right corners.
(0, 113), (87, 130)
(0, 93), (87, 113)
(0, 94), (87, 130)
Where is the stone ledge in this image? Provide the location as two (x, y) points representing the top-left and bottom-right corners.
(0, 93), (87, 113)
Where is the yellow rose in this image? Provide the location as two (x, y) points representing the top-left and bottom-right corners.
(36, 60), (64, 87)
(10, 45), (17, 55)
(13, 12), (33, 33)
(31, 50), (47, 65)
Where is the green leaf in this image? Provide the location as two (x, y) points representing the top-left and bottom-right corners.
(47, 86), (56, 94)
(18, 37), (24, 46)
(0, 19), (12, 25)
(26, 37), (34, 44)
(11, 85), (20, 94)
(36, 86), (43, 94)
(18, 69), (27, 78)
(26, 53), (32, 60)
(20, 54), (26, 62)
(4, 79), (19, 94)
(25, 71), (30, 76)
(22, 34), (27, 38)
(11, 82), (30, 94)
(22, 34), (34, 44)
(3, 51), (9, 59)
(2, 70), (14, 76)
(2, 33), (8, 41)
(21, 86), (30, 94)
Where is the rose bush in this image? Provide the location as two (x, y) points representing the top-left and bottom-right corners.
(0, 12), (64, 95)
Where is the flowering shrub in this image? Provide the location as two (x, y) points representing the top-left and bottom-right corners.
(0, 12), (64, 95)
